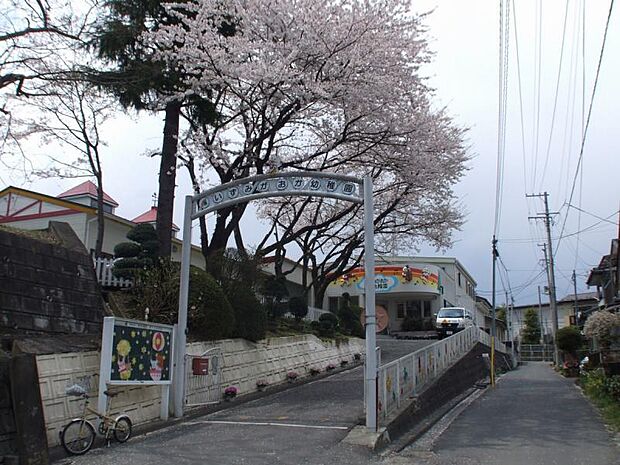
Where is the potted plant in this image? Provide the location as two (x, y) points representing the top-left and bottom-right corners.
(326, 363), (336, 371)
(223, 386), (238, 401)
(287, 371), (298, 382)
(256, 379), (268, 391)
(309, 367), (320, 376)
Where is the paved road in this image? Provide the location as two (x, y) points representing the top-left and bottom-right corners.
(392, 362), (619, 465)
(55, 338), (432, 465)
(56, 347), (619, 465)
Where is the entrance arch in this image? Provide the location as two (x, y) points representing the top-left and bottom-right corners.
(173, 171), (378, 431)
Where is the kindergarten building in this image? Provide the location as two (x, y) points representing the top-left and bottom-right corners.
(324, 256), (480, 333)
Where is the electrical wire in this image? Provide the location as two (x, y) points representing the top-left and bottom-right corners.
(539, 1), (570, 190)
(555, 0), (615, 255)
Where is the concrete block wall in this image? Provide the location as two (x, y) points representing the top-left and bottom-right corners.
(188, 335), (365, 395)
(36, 335), (364, 447)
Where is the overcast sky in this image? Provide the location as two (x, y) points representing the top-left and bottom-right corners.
(5, 0), (619, 308)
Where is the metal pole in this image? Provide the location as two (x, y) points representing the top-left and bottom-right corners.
(363, 177), (377, 432)
(173, 195), (193, 417)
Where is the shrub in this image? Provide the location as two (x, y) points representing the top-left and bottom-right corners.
(584, 311), (620, 348)
(227, 285), (267, 342)
(401, 317), (422, 332)
(188, 267), (235, 341)
(112, 224), (159, 279)
(605, 375), (620, 401)
(318, 312), (339, 337)
(556, 326), (583, 355)
(288, 296), (309, 321)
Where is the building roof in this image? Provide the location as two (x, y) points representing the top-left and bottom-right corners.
(132, 206), (179, 231)
(557, 292), (599, 303)
(58, 181), (119, 207)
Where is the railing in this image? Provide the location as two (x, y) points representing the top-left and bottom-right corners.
(520, 344), (554, 362)
(283, 306), (331, 322)
(93, 257), (133, 288)
(376, 327), (508, 420)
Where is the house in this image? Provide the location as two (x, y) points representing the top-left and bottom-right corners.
(511, 292), (599, 341)
(586, 238), (619, 312)
(0, 181), (205, 270)
(324, 256), (479, 333)
(475, 295), (508, 341)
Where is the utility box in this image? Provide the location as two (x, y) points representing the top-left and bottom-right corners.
(192, 357), (209, 376)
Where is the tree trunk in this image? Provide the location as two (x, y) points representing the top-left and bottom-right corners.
(94, 175), (105, 258)
(156, 100), (182, 258)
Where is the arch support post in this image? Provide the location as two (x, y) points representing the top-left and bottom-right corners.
(363, 176), (377, 432)
(173, 195), (193, 417)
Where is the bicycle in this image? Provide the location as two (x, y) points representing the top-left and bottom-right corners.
(60, 384), (132, 455)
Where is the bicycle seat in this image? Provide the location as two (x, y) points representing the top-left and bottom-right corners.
(103, 390), (120, 397)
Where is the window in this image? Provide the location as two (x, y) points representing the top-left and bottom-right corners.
(406, 301), (421, 319)
(423, 301), (431, 318)
(328, 297), (339, 313)
(458, 272), (462, 287)
(397, 303), (405, 319)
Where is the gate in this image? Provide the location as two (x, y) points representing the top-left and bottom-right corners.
(184, 348), (223, 407)
(520, 344), (554, 362)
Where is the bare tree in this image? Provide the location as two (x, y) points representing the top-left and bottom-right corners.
(15, 77), (115, 257)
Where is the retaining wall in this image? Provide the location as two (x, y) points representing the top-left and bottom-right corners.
(37, 334), (364, 447)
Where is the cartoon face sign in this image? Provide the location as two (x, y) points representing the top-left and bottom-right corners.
(116, 339), (132, 380)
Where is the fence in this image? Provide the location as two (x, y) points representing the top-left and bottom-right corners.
(283, 306), (331, 322)
(520, 344), (555, 362)
(376, 327), (507, 420)
(93, 257), (133, 288)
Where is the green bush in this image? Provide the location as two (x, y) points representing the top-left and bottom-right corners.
(605, 375), (620, 401)
(556, 326), (583, 355)
(401, 317), (422, 332)
(318, 312), (339, 337)
(127, 223), (158, 244)
(112, 224), (159, 279)
(227, 285), (266, 342)
(188, 267), (235, 341)
(288, 296), (309, 321)
(113, 242), (141, 258)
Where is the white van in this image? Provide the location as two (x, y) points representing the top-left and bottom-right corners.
(435, 307), (474, 339)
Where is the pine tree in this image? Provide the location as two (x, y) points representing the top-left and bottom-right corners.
(521, 308), (541, 344)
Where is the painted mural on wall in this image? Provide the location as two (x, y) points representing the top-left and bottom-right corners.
(109, 319), (173, 384)
(329, 265), (440, 294)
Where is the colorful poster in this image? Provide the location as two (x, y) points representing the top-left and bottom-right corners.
(109, 319), (173, 384)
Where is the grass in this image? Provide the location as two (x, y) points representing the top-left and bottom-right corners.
(580, 370), (620, 432)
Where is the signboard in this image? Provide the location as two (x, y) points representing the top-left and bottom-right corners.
(103, 318), (174, 385)
(329, 265), (440, 295)
(192, 173), (363, 219)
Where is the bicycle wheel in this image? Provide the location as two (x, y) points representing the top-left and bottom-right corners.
(61, 419), (95, 455)
(113, 417), (132, 443)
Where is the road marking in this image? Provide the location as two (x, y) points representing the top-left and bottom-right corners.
(185, 420), (349, 430)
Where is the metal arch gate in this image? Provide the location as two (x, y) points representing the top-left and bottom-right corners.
(184, 348), (223, 407)
(172, 171), (378, 431)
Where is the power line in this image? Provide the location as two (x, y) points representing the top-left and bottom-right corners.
(539, 0), (570, 190)
(566, 204), (618, 224)
(556, 0), (615, 255)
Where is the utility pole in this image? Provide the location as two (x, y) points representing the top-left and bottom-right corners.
(490, 236), (498, 387)
(528, 192), (559, 366)
(572, 270), (578, 326)
(537, 285), (544, 344)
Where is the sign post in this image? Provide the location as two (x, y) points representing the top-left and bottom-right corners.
(172, 171), (375, 429)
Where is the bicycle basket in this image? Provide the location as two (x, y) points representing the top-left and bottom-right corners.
(65, 384), (87, 397)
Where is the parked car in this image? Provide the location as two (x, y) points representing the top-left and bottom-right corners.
(435, 307), (474, 339)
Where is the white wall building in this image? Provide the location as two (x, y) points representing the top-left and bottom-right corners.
(324, 256), (478, 332)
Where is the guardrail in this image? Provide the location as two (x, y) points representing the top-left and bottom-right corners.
(377, 327), (507, 420)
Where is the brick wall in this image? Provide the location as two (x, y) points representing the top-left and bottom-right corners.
(0, 226), (104, 335)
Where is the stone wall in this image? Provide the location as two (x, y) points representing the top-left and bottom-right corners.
(0, 356), (15, 459)
(0, 223), (104, 335)
(37, 335), (365, 447)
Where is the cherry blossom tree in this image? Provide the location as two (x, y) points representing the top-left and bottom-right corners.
(146, 0), (469, 292)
